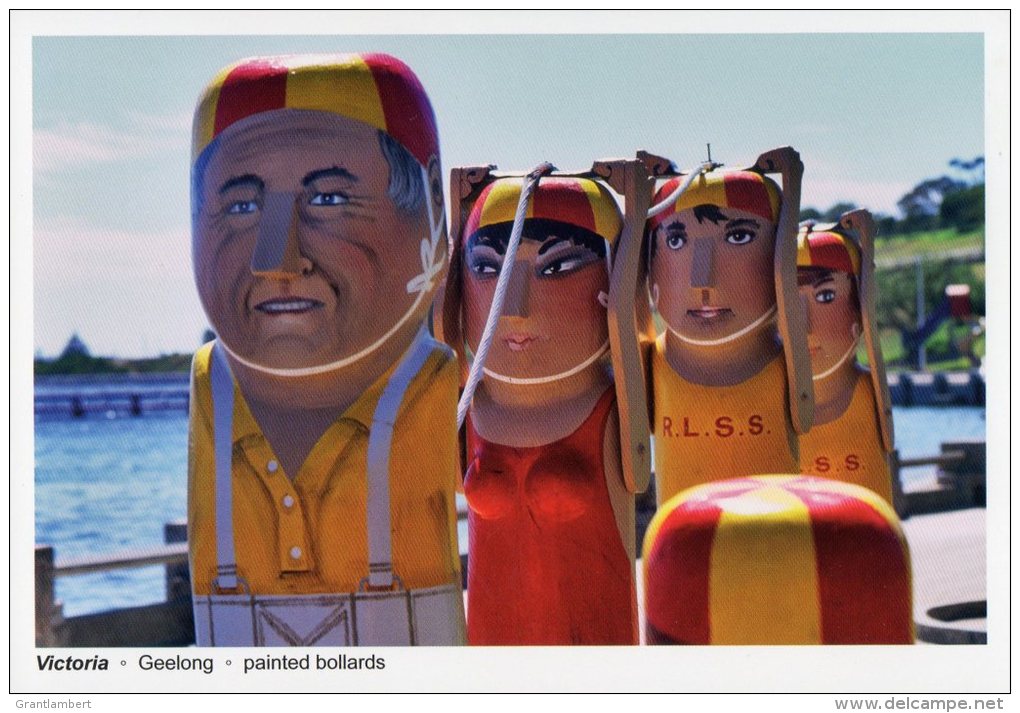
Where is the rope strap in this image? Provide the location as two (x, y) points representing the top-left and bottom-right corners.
(456, 162), (555, 427)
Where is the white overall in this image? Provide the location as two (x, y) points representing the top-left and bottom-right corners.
(192, 331), (466, 646)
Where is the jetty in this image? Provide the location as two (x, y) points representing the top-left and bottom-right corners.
(34, 370), (985, 420)
(887, 371), (985, 408)
(35, 439), (987, 648)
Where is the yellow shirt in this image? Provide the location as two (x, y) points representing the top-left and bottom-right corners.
(799, 371), (894, 504)
(187, 340), (462, 596)
(651, 334), (799, 504)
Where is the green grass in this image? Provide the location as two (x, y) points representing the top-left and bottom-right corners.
(877, 323), (985, 372)
(874, 228), (984, 264)
(877, 329), (906, 364)
(35, 352), (193, 375)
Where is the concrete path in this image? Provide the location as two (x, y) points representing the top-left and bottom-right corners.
(902, 507), (987, 644)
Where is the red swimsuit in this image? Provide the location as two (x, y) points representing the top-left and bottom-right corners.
(464, 388), (637, 645)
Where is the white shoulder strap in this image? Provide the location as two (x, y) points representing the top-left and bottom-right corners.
(365, 327), (437, 589)
(210, 342), (239, 590)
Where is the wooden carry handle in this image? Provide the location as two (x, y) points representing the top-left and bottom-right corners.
(840, 209), (895, 453)
(436, 165), (497, 381)
(598, 158), (654, 494)
(752, 146), (814, 435)
(635, 150), (679, 179)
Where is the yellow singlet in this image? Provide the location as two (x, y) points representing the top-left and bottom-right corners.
(799, 370), (894, 504)
(651, 334), (799, 505)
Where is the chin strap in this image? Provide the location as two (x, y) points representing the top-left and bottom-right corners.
(812, 335), (861, 382)
(481, 340), (610, 386)
(217, 164), (446, 378)
(666, 304), (778, 347)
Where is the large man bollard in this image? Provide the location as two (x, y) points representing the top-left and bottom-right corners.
(187, 54), (464, 646)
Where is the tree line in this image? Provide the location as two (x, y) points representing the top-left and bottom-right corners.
(801, 156), (985, 369)
(800, 156), (985, 236)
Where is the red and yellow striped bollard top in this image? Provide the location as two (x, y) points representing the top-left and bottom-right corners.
(643, 475), (913, 644)
(192, 53), (439, 169)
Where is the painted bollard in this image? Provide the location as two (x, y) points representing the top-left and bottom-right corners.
(796, 213), (896, 504)
(439, 164), (652, 644)
(187, 54), (464, 646)
(634, 148), (813, 505)
(643, 475), (914, 645)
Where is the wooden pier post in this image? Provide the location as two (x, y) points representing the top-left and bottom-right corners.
(939, 440), (986, 507)
(164, 520), (190, 603)
(35, 545), (65, 646)
(890, 449), (909, 519)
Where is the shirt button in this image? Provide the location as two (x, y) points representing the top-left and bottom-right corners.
(282, 495), (294, 509)
(290, 546), (302, 560)
(267, 460), (279, 473)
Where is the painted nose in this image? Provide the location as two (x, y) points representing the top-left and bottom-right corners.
(250, 192), (310, 278)
(502, 259), (531, 319)
(690, 239), (715, 289)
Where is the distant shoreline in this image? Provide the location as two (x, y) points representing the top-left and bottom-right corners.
(34, 352), (193, 376)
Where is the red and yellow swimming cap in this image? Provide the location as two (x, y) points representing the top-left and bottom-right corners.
(647, 170), (781, 233)
(192, 53), (438, 168)
(464, 176), (622, 246)
(797, 224), (862, 276)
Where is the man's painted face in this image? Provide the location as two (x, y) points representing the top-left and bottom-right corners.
(462, 219), (610, 381)
(650, 204), (777, 343)
(193, 110), (434, 370)
(797, 269), (860, 375)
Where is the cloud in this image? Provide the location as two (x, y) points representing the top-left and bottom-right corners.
(34, 111), (190, 176)
(795, 156), (914, 217)
(32, 214), (205, 358)
(34, 215), (192, 282)
(801, 177), (914, 218)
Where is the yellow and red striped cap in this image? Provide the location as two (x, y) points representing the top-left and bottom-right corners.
(463, 176), (623, 246)
(642, 475), (913, 645)
(647, 170), (781, 233)
(797, 224), (862, 276)
(192, 53), (438, 168)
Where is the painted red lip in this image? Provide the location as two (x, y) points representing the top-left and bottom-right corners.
(504, 333), (537, 352)
(687, 307), (733, 321)
(254, 297), (324, 315)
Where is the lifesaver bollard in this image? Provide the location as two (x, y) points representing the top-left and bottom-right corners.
(643, 475), (913, 645)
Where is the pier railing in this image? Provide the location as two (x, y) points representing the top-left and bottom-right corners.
(35, 514), (473, 648)
(36, 440), (986, 647)
(35, 523), (193, 647)
(890, 439), (986, 519)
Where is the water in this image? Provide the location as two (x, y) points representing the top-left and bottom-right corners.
(35, 413), (189, 616)
(890, 405), (987, 490)
(34, 378), (985, 616)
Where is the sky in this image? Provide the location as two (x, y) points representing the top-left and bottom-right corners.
(23, 15), (991, 359)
